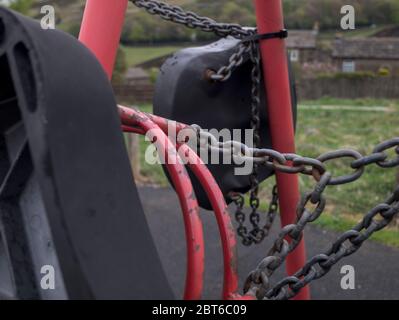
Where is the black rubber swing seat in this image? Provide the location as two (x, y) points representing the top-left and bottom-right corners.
(154, 37), (297, 210)
(0, 7), (173, 299)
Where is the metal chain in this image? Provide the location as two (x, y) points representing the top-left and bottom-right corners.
(193, 133), (399, 183)
(208, 42), (252, 82)
(130, 0), (254, 82)
(231, 139), (399, 299)
(249, 41), (262, 150)
(130, 0), (252, 39)
(226, 22), (267, 245)
(229, 41), (276, 246)
(243, 174), (331, 299)
(231, 186), (279, 246)
(252, 187), (399, 300)
(130, 0), (277, 243)
(192, 131), (399, 298)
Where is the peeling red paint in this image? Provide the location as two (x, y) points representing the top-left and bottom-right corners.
(120, 105), (245, 300)
(120, 106), (204, 300)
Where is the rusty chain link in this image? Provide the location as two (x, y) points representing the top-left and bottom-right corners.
(231, 186), (279, 246)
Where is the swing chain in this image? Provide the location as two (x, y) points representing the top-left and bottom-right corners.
(243, 174), (330, 299)
(192, 132), (399, 185)
(231, 186), (279, 246)
(193, 130), (399, 298)
(130, 0), (252, 39)
(208, 42), (252, 82)
(231, 40), (278, 247)
(130, 0), (254, 83)
(131, 0), (277, 243)
(237, 142), (399, 299)
(245, 186), (399, 300)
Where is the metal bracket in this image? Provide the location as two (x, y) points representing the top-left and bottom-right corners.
(242, 29), (288, 43)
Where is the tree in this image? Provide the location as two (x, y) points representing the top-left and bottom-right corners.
(112, 47), (128, 85)
(219, 2), (255, 26)
(7, 0), (33, 15)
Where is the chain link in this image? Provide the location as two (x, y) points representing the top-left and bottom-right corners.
(192, 132), (399, 187)
(234, 138), (399, 299)
(207, 42), (252, 82)
(231, 186), (279, 246)
(130, 0), (252, 38)
(192, 130), (399, 299)
(261, 189), (399, 300)
(130, 0), (254, 82)
(235, 40), (273, 246)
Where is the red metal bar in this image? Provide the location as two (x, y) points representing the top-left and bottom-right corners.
(254, 0), (310, 300)
(176, 144), (240, 300)
(79, 0), (128, 79)
(120, 107), (204, 300)
(120, 105), (248, 299)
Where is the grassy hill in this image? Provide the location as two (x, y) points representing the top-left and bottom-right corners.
(14, 0), (399, 36)
(122, 45), (182, 66)
(12, 1), (396, 67)
(29, 0), (193, 31)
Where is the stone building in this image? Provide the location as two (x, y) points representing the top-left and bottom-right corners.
(332, 37), (399, 75)
(286, 30), (318, 64)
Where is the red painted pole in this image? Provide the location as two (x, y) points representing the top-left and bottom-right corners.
(79, 0), (128, 79)
(120, 105), (251, 300)
(254, 0), (310, 300)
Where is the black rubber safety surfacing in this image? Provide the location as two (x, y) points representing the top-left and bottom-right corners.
(154, 37), (297, 210)
(0, 7), (173, 300)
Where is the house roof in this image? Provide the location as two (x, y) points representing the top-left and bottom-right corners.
(286, 30), (317, 49)
(332, 37), (399, 60)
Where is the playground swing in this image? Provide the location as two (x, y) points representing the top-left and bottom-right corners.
(0, 0), (398, 300)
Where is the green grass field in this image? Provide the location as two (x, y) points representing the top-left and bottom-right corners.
(132, 99), (399, 247)
(293, 99), (399, 246)
(122, 46), (183, 67)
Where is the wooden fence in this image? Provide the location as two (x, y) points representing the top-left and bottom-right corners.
(114, 77), (399, 104)
(113, 83), (154, 104)
(297, 77), (399, 100)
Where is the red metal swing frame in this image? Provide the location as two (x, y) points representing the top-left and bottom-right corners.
(78, 0), (310, 300)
